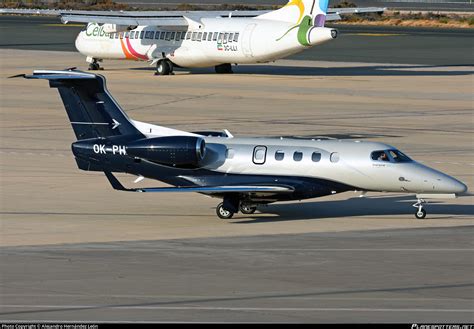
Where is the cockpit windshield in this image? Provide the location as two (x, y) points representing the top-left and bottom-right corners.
(371, 150), (412, 163)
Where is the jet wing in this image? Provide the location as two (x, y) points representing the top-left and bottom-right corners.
(104, 171), (294, 195)
(0, 8), (385, 25)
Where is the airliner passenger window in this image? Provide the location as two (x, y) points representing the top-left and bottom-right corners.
(208, 33), (213, 41)
(224, 33), (229, 42)
(115, 33), (119, 39)
(110, 33), (114, 39)
(155, 31), (160, 39)
(312, 152), (321, 162)
(213, 32), (218, 41)
(119, 32), (124, 39)
(160, 32), (165, 40)
(293, 152), (303, 162)
(218, 33), (224, 42)
(203, 32), (207, 41)
(140, 31), (144, 39)
(234, 33), (240, 42)
(171, 32), (176, 40)
(228, 33), (234, 42)
(192, 32), (197, 41)
(145, 31), (152, 39)
(186, 32), (191, 40)
(125, 31), (130, 38)
(275, 151), (285, 161)
(197, 32), (202, 41)
(330, 152), (340, 163)
(165, 32), (171, 40)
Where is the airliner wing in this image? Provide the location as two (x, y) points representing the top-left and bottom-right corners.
(0, 8), (385, 24)
(104, 171), (294, 195)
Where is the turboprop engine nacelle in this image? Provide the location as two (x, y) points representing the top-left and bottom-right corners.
(308, 27), (338, 46)
(126, 136), (207, 167)
(102, 24), (133, 33)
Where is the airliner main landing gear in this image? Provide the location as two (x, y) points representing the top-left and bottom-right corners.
(413, 198), (427, 219)
(155, 59), (174, 76)
(215, 63), (233, 74)
(216, 202), (234, 219)
(239, 203), (257, 214)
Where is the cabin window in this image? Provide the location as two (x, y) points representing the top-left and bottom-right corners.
(192, 32), (197, 41)
(330, 152), (340, 163)
(139, 31), (144, 39)
(275, 151), (285, 161)
(208, 32), (213, 41)
(165, 31), (171, 40)
(125, 31), (130, 38)
(144, 31), (151, 39)
(159, 31), (164, 40)
(186, 31), (191, 40)
(212, 32), (218, 41)
(129, 31), (134, 39)
(176, 31), (182, 40)
(203, 32), (207, 41)
(233, 32), (240, 42)
(110, 33), (114, 39)
(312, 152), (322, 162)
(115, 33), (119, 39)
(119, 32), (124, 39)
(228, 33), (234, 43)
(154, 31), (160, 39)
(218, 32), (224, 42)
(197, 32), (202, 41)
(293, 151), (303, 162)
(170, 31), (176, 40)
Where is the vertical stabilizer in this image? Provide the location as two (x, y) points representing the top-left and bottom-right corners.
(258, 0), (329, 27)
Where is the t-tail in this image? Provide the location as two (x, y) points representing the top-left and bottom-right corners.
(22, 70), (144, 141)
(258, 0), (336, 47)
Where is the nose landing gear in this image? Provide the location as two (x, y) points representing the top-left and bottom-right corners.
(87, 58), (103, 71)
(413, 198), (427, 219)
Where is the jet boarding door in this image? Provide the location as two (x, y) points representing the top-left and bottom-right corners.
(242, 24), (256, 57)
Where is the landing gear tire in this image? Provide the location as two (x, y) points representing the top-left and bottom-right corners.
(88, 62), (101, 71)
(216, 203), (234, 220)
(155, 59), (173, 76)
(415, 208), (427, 219)
(215, 63), (233, 74)
(413, 198), (427, 219)
(239, 204), (257, 215)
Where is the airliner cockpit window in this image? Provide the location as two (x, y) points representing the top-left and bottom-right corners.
(388, 150), (412, 163)
(371, 150), (390, 162)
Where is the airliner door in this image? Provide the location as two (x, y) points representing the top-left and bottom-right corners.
(242, 23), (256, 57)
(253, 146), (267, 165)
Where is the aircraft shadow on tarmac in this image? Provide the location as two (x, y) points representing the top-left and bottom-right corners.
(131, 64), (474, 77)
(233, 194), (474, 223)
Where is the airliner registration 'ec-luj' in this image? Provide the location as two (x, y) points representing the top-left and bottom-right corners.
(17, 70), (467, 219)
(2, 0), (385, 74)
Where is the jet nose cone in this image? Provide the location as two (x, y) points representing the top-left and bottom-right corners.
(442, 177), (468, 194)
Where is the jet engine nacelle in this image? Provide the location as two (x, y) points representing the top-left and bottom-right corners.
(126, 136), (206, 167)
(102, 24), (132, 33)
(308, 27), (338, 46)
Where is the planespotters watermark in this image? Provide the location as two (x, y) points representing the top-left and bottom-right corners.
(412, 325), (474, 329)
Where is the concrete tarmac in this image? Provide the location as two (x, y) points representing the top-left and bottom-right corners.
(0, 49), (473, 322)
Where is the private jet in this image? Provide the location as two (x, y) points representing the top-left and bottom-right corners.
(20, 70), (467, 219)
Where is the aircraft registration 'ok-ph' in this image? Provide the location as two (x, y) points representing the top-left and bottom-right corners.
(1, 0), (384, 74)
(20, 70), (467, 219)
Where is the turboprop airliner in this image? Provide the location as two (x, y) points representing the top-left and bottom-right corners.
(1, 1), (384, 74)
(19, 69), (467, 219)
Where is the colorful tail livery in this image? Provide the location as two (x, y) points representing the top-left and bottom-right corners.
(2, 3), (384, 74)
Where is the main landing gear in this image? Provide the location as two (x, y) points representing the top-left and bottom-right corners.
(215, 63), (233, 74)
(413, 198), (427, 219)
(155, 59), (174, 76)
(216, 202), (258, 220)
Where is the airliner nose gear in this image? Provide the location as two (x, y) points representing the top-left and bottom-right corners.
(88, 58), (103, 71)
